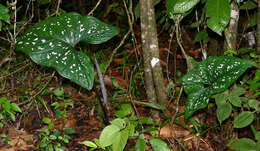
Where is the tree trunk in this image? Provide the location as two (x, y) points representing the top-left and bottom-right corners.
(257, 0), (260, 53)
(140, 0), (168, 110)
(224, 1), (239, 51)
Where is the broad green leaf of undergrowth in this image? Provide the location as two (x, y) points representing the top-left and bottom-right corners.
(234, 111), (254, 128)
(166, 0), (193, 21)
(81, 141), (97, 148)
(16, 12), (119, 90)
(214, 93), (228, 107)
(11, 103), (22, 113)
(173, 0), (200, 14)
(217, 102), (232, 124)
(206, 0), (230, 35)
(112, 128), (129, 151)
(53, 87), (64, 97)
(182, 56), (253, 119)
(150, 138), (171, 151)
(240, 0), (258, 10)
(229, 95), (242, 107)
(248, 99), (259, 110)
(99, 125), (120, 148)
(111, 118), (126, 129)
(134, 134), (146, 151)
(228, 138), (257, 151)
(114, 104), (133, 118)
(0, 4), (10, 24)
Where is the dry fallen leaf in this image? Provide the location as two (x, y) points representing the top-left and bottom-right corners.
(160, 123), (191, 138)
(0, 127), (35, 151)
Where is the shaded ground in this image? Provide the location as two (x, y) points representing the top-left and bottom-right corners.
(0, 29), (231, 151)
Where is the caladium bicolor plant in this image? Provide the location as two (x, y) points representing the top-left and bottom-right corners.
(16, 12), (120, 90)
(182, 56), (254, 119)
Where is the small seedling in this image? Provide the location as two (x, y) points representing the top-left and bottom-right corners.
(37, 117), (75, 151)
(0, 97), (22, 123)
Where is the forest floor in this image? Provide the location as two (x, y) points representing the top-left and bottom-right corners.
(0, 27), (253, 151)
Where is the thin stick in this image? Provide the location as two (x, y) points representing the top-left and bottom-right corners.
(94, 56), (109, 124)
(94, 56), (108, 109)
(104, 29), (131, 74)
(55, 0), (62, 15)
(11, 0), (17, 44)
(88, 0), (102, 16)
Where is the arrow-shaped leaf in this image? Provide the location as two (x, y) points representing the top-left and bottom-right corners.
(182, 56), (253, 119)
(16, 12), (120, 90)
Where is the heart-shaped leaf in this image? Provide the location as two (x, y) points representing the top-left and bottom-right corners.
(228, 138), (257, 151)
(182, 56), (253, 119)
(206, 0), (230, 35)
(16, 12), (120, 90)
(217, 102), (232, 124)
(234, 111), (254, 128)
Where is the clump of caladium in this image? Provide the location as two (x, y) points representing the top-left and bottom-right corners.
(182, 56), (254, 119)
(16, 12), (119, 90)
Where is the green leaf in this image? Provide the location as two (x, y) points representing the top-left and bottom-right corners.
(11, 103), (22, 113)
(217, 102), (232, 124)
(81, 141), (97, 148)
(39, 0), (51, 5)
(206, 0), (230, 35)
(134, 134), (146, 151)
(49, 135), (57, 140)
(114, 104), (133, 118)
(229, 95), (242, 107)
(135, 101), (166, 110)
(8, 112), (15, 121)
(248, 99), (259, 110)
(214, 93), (228, 107)
(182, 56), (253, 119)
(111, 118), (126, 130)
(150, 138), (171, 151)
(240, 0), (258, 10)
(0, 4), (10, 24)
(112, 128), (129, 151)
(64, 127), (75, 135)
(247, 12), (257, 28)
(194, 30), (210, 44)
(228, 138), (257, 151)
(53, 87), (64, 97)
(99, 125), (120, 147)
(166, 0), (192, 21)
(0, 21), (2, 31)
(173, 0), (200, 14)
(231, 87), (246, 97)
(140, 117), (154, 125)
(255, 131), (260, 141)
(16, 12), (120, 90)
(234, 111), (254, 128)
(42, 117), (52, 124)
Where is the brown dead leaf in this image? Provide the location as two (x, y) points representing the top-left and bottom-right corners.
(4, 127), (35, 151)
(54, 112), (77, 130)
(160, 123), (191, 138)
(0, 147), (15, 151)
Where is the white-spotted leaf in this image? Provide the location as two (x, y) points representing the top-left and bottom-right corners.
(182, 56), (253, 119)
(16, 12), (120, 90)
(173, 0), (200, 14)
